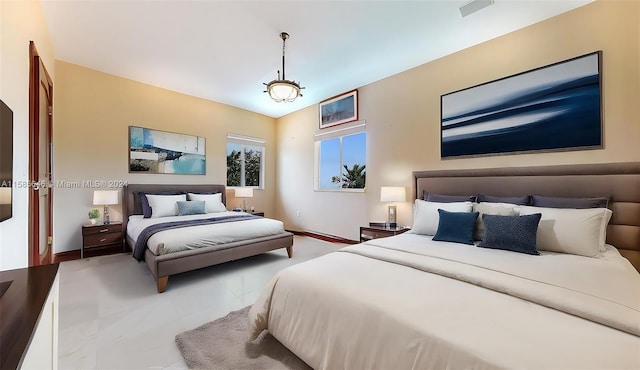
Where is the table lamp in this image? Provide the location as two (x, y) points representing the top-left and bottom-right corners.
(93, 190), (119, 224)
(380, 186), (406, 228)
(234, 188), (254, 212)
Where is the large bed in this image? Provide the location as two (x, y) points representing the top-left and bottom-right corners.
(123, 184), (294, 293)
(249, 162), (640, 369)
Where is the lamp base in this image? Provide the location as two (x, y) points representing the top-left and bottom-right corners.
(387, 205), (397, 228)
(103, 205), (110, 225)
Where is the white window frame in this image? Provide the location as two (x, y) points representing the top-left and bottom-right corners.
(314, 121), (366, 192)
(226, 134), (265, 189)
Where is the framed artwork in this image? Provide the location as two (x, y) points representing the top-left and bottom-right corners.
(441, 51), (602, 158)
(129, 126), (206, 174)
(319, 89), (358, 129)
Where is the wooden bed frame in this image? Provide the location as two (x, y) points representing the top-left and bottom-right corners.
(413, 162), (640, 272)
(123, 184), (294, 293)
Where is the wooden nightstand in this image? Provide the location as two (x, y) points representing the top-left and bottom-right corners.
(360, 225), (410, 242)
(251, 211), (265, 217)
(81, 222), (124, 258)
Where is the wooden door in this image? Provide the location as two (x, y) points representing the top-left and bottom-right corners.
(29, 41), (54, 266)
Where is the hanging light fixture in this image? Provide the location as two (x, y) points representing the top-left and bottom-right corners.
(263, 32), (304, 102)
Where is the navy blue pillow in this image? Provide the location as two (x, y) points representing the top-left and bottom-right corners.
(423, 191), (476, 203)
(432, 209), (479, 245)
(476, 194), (530, 205)
(479, 213), (542, 255)
(531, 195), (609, 209)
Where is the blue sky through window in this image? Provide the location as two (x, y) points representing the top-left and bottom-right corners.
(319, 132), (366, 189)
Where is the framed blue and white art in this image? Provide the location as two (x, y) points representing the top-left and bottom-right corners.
(129, 126), (206, 175)
(441, 51), (602, 158)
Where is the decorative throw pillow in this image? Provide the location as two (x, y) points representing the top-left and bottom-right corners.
(410, 200), (473, 236)
(476, 194), (530, 205)
(517, 206), (613, 257)
(479, 213), (542, 255)
(472, 202), (519, 240)
(187, 192), (227, 213)
(433, 209), (479, 245)
(145, 194), (187, 218)
(531, 195), (610, 209)
(138, 191), (183, 218)
(177, 200), (206, 216)
(423, 191), (476, 203)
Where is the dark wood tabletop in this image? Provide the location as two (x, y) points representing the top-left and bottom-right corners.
(0, 263), (59, 370)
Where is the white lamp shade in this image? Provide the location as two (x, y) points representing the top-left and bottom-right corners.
(93, 190), (119, 205)
(268, 82), (300, 102)
(0, 188), (11, 205)
(380, 186), (406, 202)
(234, 188), (254, 198)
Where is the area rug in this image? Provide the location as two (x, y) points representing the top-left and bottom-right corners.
(175, 306), (312, 370)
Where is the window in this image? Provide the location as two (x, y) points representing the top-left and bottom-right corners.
(226, 134), (265, 188)
(315, 123), (366, 190)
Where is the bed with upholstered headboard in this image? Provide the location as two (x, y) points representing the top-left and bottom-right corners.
(413, 162), (640, 271)
(248, 162), (640, 369)
(123, 184), (293, 293)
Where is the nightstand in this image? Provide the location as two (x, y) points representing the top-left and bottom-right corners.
(81, 222), (124, 258)
(360, 225), (410, 242)
(251, 211), (265, 217)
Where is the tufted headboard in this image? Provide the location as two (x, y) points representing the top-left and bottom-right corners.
(413, 162), (640, 272)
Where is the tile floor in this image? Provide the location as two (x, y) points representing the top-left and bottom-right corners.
(58, 236), (344, 369)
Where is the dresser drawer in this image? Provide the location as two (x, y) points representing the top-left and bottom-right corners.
(83, 232), (122, 247)
(82, 224), (122, 236)
(361, 230), (392, 240)
(359, 226), (410, 242)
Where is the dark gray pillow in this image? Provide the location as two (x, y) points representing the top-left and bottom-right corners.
(433, 209), (479, 245)
(423, 191), (476, 203)
(476, 194), (530, 205)
(479, 213), (542, 255)
(531, 195), (609, 209)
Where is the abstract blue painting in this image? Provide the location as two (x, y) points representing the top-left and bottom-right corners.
(441, 51), (602, 158)
(129, 126), (205, 174)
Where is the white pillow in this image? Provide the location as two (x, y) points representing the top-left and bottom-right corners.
(411, 200), (473, 236)
(517, 206), (612, 257)
(145, 194), (186, 218)
(187, 192), (227, 213)
(472, 202), (519, 240)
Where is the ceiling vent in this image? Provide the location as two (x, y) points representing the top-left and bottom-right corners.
(459, 0), (495, 17)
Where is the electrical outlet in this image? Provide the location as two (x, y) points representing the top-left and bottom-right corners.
(296, 211), (301, 217)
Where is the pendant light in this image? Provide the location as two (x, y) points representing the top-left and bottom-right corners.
(263, 32), (304, 102)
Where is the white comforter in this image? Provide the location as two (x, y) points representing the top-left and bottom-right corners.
(249, 233), (640, 369)
(127, 212), (286, 255)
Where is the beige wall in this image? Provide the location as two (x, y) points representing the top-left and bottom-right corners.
(52, 62), (277, 253)
(4, 0), (637, 262)
(275, 0), (640, 241)
(0, 0), (55, 270)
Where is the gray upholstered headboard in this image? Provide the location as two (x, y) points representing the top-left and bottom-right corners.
(413, 162), (640, 272)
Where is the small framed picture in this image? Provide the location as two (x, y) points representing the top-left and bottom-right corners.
(319, 89), (358, 129)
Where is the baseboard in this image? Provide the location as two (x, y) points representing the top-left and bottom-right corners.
(53, 245), (125, 263)
(287, 230), (359, 245)
(52, 250), (80, 263)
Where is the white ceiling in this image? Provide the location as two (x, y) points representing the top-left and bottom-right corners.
(40, 0), (593, 119)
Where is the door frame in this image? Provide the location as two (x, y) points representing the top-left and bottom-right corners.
(29, 41), (54, 266)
